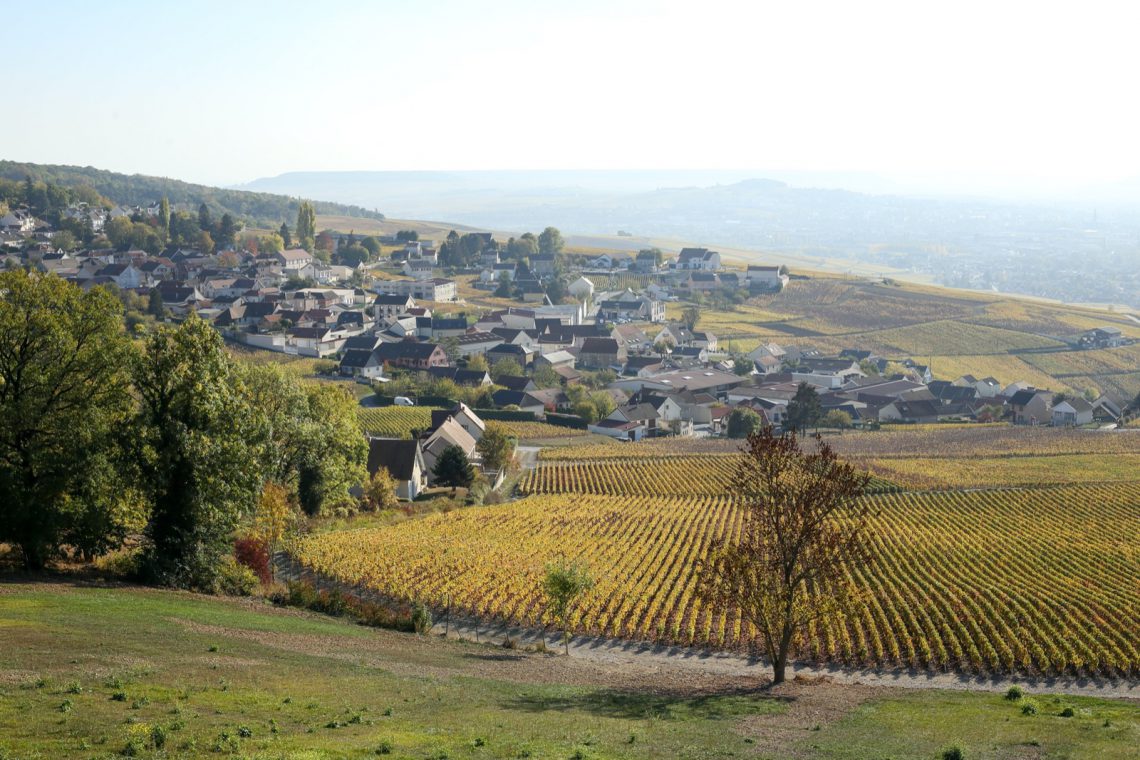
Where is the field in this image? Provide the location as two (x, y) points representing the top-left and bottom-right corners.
(298, 481), (1140, 678)
(5, 584), (1139, 759)
(696, 275), (1140, 402)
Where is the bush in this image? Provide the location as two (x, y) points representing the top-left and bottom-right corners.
(1020, 699), (1039, 716)
(94, 548), (141, 579)
(214, 556), (259, 596)
(1060, 706), (1075, 717)
(941, 745), (965, 760)
(412, 601), (432, 634)
(1004, 686), (1023, 701)
(233, 537), (271, 585)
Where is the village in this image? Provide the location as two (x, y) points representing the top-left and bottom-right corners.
(3, 199), (1135, 481)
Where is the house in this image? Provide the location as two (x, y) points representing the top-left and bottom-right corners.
(485, 342), (534, 368)
(1080, 326), (1126, 348)
(623, 355), (666, 377)
(878, 399), (943, 423)
(366, 438), (426, 500)
(402, 258), (435, 280)
(288, 326), (343, 356)
(587, 417), (647, 441)
(339, 349), (385, 379)
(596, 289), (665, 323)
(791, 358), (865, 389)
(530, 254), (556, 278)
(745, 265), (788, 291)
(528, 387), (571, 412)
(95, 263), (144, 289)
(430, 403), (486, 441)
(491, 389), (546, 414)
(275, 249), (313, 271)
(691, 331), (718, 351)
(1051, 398), (1094, 426)
(374, 340), (450, 370)
(373, 293), (415, 321)
(677, 247), (720, 270)
(632, 249), (660, 273)
(611, 323), (650, 352)
(421, 417), (480, 481)
(1008, 388), (1053, 425)
(611, 367), (747, 400)
(426, 366), (493, 387)
(431, 314), (469, 339)
(380, 278), (457, 302)
(497, 375), (537, 392)
(453, 331), (502, 358)
(578, 337), (624, 370)
(534, 350), (576, 369)
(342, 334), (383, 353)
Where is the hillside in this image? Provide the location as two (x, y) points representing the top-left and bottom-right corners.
(2, 582), (1138, 759)
(0, 160), (385, 228)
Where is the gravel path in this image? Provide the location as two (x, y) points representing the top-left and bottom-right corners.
(274, 554), (1140, 700)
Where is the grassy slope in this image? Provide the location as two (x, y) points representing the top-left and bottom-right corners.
(2, 583), (1137, 759)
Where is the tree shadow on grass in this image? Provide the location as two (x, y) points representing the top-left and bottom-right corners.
(502, 685), (791, 721)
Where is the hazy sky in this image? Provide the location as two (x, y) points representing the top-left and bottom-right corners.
(7, 0), (1140, 192)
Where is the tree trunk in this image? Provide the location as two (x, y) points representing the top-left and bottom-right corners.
(771, 653), (787, 684)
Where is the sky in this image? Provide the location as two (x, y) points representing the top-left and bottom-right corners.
(7, 0), (1140, 195)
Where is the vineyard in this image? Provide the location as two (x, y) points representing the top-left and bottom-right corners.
(858, 453), (1140, 489)
(356, 407), (588, 441)
(297, 482), (1140, 677)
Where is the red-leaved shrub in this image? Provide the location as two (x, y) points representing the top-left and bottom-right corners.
(233, 537), (271, 585)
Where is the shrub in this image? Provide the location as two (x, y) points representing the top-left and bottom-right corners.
(942, 745), (965, 760)
(1020, 700), (1039, 716)
(412, 602), (433, 634)
(1004, 686), (1023, 701)
(94, 548), (141, 579)
(1060, 706), (1075, 717)
(376, 740), (393, 755)
(214, 556), (259, 596)
(234, 536), (272, 584)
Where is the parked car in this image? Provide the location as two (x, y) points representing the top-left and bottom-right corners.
(393, 396), (415, 406)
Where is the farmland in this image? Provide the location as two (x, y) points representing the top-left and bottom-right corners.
(298, 481), (1140, 677)
(356, 406), (588, 441)
(695, 275), (1140, 401)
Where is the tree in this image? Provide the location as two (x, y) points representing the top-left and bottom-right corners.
(279, 222), (292, 249)
(542, 559), (593, 655)
(147, 287), (165, 318)
(466, 354), (489, 372)
(338, 243), (369, 267)
(822, 409), (852, 429)
(52, 230), (78, 252)
(532, 364), (561, 389)
(546, 275), (568, 303)
(242, 365), (366, 517)
(786, 382), (821, 432)
(537, 226), (564, 255)
(697, 428), (873, 684)
(494, 271), (514, 298)
(197, 230), (215, 254)
(217, 213), (240, 247)
(491, 357), (523, 382)
(105, 216), (135, 249)
(0, 272), (132, 569)
(361, 236), (381, 259)
(131, 315), (266, 588)
(506, 235), (538, 259)
(362, 468), (399, 512)
(249, 481), (296, 552)
(158, 196), (170, 237)
(396, 229), (419, 242)
(681, 305), (701, 331)
(296, 202), (316, 251)
(727, 407), (763, 438)
(198, 202), (213, 232)
(432, 445), (475, 492)
(476, 422), (515, 472)
(731, 354), (754, 376)
(259, 232), (285, 254)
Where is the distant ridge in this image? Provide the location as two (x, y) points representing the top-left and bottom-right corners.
(0, 160), (385, 227)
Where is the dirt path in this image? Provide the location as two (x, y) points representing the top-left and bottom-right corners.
(274, 554), (1140, 701)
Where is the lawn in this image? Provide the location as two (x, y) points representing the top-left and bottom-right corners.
(1, 583), (1137, 759)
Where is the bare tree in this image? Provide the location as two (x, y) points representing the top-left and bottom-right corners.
(698, 427), (873, 684)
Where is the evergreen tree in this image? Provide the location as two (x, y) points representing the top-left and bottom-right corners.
(198, 202), (213, 232)
(786, 382), (822, 433)
(158, 196), (170, 238)
(432, 445), (475, 491)
(279, 222), (292, 248)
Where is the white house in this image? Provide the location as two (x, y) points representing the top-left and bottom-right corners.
(745, 265), (788, 291)
(276, 248), (313, 271)
(1051, 398), (1094, 426)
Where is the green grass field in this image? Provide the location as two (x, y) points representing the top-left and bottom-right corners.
(1, 583), (1137, 759)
